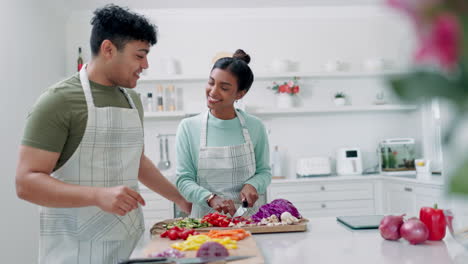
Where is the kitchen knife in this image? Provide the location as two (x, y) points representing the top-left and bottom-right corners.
(232, 199), (249, 218)
(118, 255), (253, 264)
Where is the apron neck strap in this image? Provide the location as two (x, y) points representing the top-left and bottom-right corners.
(200, 109), (252, 147)
(79, 64), (95, 110)
(79, 64), (137, 110)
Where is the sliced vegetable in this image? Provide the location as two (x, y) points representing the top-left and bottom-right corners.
(196, 242), (229, 258)
(251, 199), (301, 222)
(164, 217), (210, 229)
(171, 235), (237, 251)
(280, 212), (299, 224)
(206, 229), (251, 241)
(149, 248), (185, 258)
(160, 226), (199, 240)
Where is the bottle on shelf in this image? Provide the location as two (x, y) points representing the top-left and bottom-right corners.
(77, 47), (84, 71)
(271, 145), (283, 179)
(156, 85), (164, 111)
(146, 92), (155, 112)
(167, 85), (177, 111)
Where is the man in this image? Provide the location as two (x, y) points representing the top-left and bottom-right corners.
(15, 4), (191, 263)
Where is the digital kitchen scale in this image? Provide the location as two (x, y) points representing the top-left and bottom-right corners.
(336, 215), (384, 230)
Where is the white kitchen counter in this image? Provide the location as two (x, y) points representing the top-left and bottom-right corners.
(132, 217), (467, 263)
(254, 217), (467, 264)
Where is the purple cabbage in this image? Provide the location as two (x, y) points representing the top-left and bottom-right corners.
(251, 199), (301, 222)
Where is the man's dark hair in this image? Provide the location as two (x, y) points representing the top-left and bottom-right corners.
(90, 4), (157, 56)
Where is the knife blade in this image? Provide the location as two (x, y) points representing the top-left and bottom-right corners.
(118, 255), (253, 264)
(232, 199), (249, 218)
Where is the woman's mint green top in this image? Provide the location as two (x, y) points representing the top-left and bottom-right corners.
(175, 109), (272, 207)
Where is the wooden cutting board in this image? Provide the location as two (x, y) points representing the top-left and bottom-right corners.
(150, 218), (308, 236)
(143, 235), (265, 264)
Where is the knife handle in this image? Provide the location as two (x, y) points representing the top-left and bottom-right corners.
(242, 200), (248, 207)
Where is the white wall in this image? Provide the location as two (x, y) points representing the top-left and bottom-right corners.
(82, 6), (424, 177)
(0, 0), (66, 262)
(0, 2), (432, 261)
(63, 5), (423, 179)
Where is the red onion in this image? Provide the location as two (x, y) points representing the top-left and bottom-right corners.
(400, 218), (429, 245)
(379, 214), (405, 240)
(196, 242), (229, 258)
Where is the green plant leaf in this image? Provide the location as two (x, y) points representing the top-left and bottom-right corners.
(388, 71), (467, 106)
(449, 158), (468, 195)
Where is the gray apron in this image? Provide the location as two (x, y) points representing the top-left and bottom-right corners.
(191, 109), (266, 218)
(38, 65), (145, 263)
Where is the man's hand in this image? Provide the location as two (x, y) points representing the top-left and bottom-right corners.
(240, 184), (259, 207)
(95, 186), (146, 216)
(208, 196), (236, 216)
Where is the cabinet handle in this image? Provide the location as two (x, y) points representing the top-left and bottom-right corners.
(321, 204), (326, 208)
(404, 187), (413, 192)
(320, 186), (325, 191)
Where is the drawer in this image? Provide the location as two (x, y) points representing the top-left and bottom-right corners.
(296, 200), (374, 218)
(270, 187), (373, 202)
(293, 199), (374, 211)
(385, 182), (415, 193)
(302, 207), (375, 218)
(414, 185), (443, 196)
(270, 182), (373, 194)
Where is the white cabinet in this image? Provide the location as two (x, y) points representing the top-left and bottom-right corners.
(268, 180), (376, 218)
(383, 182), (416, 216)
(383, 180), (446, 216)
(139, 186), (173, 230)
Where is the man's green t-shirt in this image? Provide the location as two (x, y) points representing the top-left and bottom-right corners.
(21, 73), (144, 171)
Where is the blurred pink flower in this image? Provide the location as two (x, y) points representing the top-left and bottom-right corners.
(415, 13), (461, 70)
(387, 0), (462, 71)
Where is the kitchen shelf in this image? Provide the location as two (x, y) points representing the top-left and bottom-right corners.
(138, 70), (407, 83)
(143, 104), (417, 120)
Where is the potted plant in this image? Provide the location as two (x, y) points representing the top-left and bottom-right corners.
(267, 77), (300, 108)
(333, 92), (346, 106)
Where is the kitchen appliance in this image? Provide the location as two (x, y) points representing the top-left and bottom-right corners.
(379, 138), (416, 175)
(336, 148), (363, 175)
(296, 157), (331, 177)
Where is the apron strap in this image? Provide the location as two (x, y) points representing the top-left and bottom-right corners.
(119, 88), (137, 109)
(79, 64), (96, 112)
(79, 64), (137, 110)
(235, 108), (252, 144)
(200, 109), (253, 148)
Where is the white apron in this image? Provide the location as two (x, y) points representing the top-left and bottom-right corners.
(191, 110), (266, 218)
(38, 65), (145, 264)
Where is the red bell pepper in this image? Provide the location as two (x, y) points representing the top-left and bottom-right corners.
(419, 204), (446, 241)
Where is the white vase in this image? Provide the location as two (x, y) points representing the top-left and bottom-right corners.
(334, 97), (346, 106)
(276, 93), (294, 108)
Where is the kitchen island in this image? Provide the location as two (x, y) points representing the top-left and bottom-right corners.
(133, 217), (468, 264)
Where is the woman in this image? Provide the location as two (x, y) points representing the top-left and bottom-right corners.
(176, 49), (272, 218)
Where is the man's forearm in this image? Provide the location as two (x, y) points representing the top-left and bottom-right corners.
(16, 172), (98, 208)
(138, 154), (186, 204)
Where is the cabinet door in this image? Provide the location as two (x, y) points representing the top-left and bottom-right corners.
(414, 185), (447, 211)
(383, 182), (416, 216)
(268, 181), (375, 218)
(139, 187), (173, 230)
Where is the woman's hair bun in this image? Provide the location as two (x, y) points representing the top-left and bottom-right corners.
(232, 49), (251, 64)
